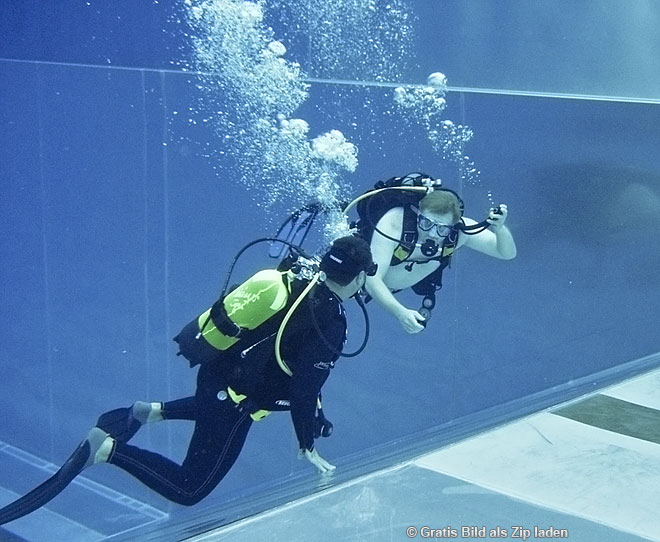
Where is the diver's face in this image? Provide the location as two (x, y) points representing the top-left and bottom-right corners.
(356, 270), (367, 291)
(349, 270), (367, 297)
(417, 211), (455, 239)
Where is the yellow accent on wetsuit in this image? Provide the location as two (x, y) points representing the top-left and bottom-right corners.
(226, 386), (271, 421)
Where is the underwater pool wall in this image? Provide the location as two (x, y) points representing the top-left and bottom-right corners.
(2, 57), (659, 540)
(2, 1), (660, 540)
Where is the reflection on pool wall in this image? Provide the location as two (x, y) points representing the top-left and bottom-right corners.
(1, 1), (659, 540)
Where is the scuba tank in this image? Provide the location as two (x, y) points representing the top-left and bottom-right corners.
(191, 236), (370, 366)
(197, 268), (292, 351)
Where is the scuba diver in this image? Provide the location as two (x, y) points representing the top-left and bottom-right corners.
(0, 235), (376, 523)
(351, 172), (517, 333)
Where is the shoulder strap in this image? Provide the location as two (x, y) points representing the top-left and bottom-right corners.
(390, 205), (419, 265)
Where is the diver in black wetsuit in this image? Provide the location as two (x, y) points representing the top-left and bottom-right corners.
(0, 235), (375, 522)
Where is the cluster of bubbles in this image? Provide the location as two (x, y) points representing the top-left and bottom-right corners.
(264, 0), (419, 175)
(186, 0), (307, 120)
(183, 0), (359, 240)
(268, 0), (415, 82)
(393, 72), (481, 187)
(248, 115), (358, 237)
(183, 0), (488, 237)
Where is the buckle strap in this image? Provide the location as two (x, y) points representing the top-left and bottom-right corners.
(226, 386), (271, 421)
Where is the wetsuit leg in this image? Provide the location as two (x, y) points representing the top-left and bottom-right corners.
(0, 360), (241, 521)
(94, 397), (196, 443)
(108, 361), (253, 506)
(95, 407), (142, 442)
(95, 351), (219, 443)
(109, 396), (252, 505)
(161, 397), (198, 421)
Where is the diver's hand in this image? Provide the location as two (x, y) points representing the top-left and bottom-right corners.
(396, 307), (426, 334)
(299, 448), (336, 474)
(487, 204), (508, 230)
(314, 412), (333, 438)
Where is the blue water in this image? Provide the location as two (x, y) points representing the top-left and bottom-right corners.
(1, 1), (660, 541)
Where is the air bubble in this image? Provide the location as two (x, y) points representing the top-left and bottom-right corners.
(393, 73), (481, 186)
(184, 0), (377, 240)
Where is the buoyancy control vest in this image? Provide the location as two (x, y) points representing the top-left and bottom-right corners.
(353, 172), (462, 295)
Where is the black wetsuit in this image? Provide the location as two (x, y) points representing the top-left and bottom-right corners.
(108, 280), (346, 506)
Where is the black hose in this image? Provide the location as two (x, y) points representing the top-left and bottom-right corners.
(309, 289), (370, 358)
(197, 237), (313, 338)
(220, 237), (312, 299)
(457, 220), (490, 235)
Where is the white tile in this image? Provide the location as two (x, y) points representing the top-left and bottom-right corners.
(415, 412), (660, 541)
(602, 367), (660, 411)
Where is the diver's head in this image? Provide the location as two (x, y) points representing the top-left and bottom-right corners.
(320, 236), (376, 298)
(413, 208), (455, 240)
(419, 189), (463, 225)
(414, 189), (463, 248)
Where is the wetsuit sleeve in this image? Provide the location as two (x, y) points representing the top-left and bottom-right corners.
(285, 299), (345, 451)
(289, 351), (330, 451)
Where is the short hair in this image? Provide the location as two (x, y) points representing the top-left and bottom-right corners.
(419, 190), (462, 223)
(320, 236), (373, 286)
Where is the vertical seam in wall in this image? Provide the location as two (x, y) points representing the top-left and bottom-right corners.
(35, 63), (55, 458)
(450, 91), (469, 379)
(160, 71), (172, 455)
(140, 70), (152, 404)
